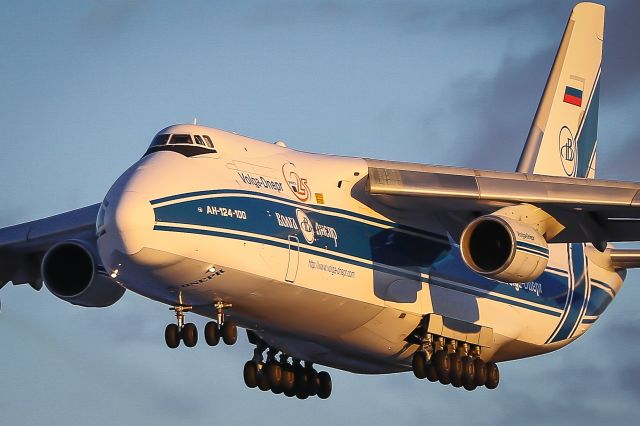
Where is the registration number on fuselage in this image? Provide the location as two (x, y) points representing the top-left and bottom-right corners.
(201, 205), (248, 220)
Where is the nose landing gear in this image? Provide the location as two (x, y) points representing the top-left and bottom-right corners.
(164, 305), (198, 348)
(164, 301), (237, 349)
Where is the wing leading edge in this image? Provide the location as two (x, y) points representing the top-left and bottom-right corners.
(366, 163), (640, 244)
(0, 204), (100, 290)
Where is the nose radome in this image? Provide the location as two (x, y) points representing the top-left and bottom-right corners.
(107, 191), (155, 255)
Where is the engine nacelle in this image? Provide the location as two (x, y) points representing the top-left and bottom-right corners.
(41, 240), (125, 307)
(460, 214), (549, 283)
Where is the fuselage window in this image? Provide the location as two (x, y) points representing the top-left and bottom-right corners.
(150, 134), (170, 147)
(203, 135), (214, 148)
(169, 134), (193, 145)
(194, 135), (206, 146)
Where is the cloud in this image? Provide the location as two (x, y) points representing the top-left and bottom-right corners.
(420, 0), (640, 176)
(81, 0), (145, 34)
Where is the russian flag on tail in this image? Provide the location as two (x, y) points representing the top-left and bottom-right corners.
(563, 86), (583, 107)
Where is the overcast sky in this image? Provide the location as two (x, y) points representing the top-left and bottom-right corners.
(1, 1), (640, 425)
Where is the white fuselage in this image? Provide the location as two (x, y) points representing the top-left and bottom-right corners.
(96, 124), (625, 374)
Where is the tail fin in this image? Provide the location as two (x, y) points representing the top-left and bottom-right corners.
(517, 2), (604, 178)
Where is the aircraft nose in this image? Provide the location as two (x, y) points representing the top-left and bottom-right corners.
(103, 191), (155, 255)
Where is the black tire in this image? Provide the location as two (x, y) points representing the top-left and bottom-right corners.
(473, 358), (487, 386)
(412, 351), (427, 379)
(266, 361), (283, 388)
(243, 361), (258, 388)
(281, 364), (296, 391)
(485, 362), (499, 389)
(426, 364), (438, 382)
(181, 323), (198, 347)
(284, 387), (296, 397)
(461, 356), (475, 383)
(317, 371), (332, 399)
(221, 321), (238, 345)
(463, 378), (477, 391)
(204, 321), (220, 346)
(165, 324), (180, 348)
(271, 385), (283, 395)
(307, 369), (319, 396)
(433, 350), (450, 379)
(257, 369), (271, 392)
(449, 353), (463, 387)
(294, 365), (308, 393)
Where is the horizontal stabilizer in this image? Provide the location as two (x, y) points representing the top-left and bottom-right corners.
(609, 249), (640, 270)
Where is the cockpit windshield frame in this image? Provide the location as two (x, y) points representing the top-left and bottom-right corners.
(144, 132), (218, 157)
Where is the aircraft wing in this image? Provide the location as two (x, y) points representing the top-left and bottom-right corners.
(366, 162), (640, 244)
(0, 204), (100, 290)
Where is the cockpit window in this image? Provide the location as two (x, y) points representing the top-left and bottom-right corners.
(144, 132), (217, 157)
(169, 134), (193, 145)
(203, 135), (214, 148)
(150, 134), (170, 147)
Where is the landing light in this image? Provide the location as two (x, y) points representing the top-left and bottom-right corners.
(208, 267), (216, 274)
(110, 269), (119, 279)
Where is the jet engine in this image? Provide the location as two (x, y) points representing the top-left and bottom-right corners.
(41, 239), (125, 307)
(460, 214), (549, 283)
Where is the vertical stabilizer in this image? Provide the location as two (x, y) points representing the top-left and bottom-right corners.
(517, 2), (604, 178)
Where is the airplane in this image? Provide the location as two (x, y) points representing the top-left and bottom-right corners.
(1, 2), (638, 400)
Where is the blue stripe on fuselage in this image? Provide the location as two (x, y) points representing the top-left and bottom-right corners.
(550, 244), (587, 342)
(152, 191), (570, 317)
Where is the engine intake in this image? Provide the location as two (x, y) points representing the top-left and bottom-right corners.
(460, 215), (549, 283)
(42, 240), (125, 307)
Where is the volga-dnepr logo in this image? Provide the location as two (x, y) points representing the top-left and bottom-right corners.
(295, 209), (315, 244)
(559, 126), (576, 177)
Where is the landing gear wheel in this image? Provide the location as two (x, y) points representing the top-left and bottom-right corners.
(294, 365), (308, 394)
(243, 361), (258, 388)
(281, 364), (296, 391)
(265, 361), (283, 388)
(485, 362), (500, 389)
(257, 368), (271, 392)
(412, 351), (427, 379)
(306, 369), (319, 396)
(463, 379), (477, 391)
(204, 321), (220, 346)
(473, 358), (487, 386)
(221, 321), (238, 345)
(461, 356), (475, 382)
(317, 371), (332, 399)
(462, 356), (477, 391)
(433, 350), (450, 378)
(165, 324), (180, 348)
(283, 387), (296, 397)
(449, 353), (463, 387)
(181, 323), (198, 347)
(426, 364), (438, 382)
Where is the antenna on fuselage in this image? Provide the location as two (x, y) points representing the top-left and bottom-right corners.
(193, 118), (198, 125)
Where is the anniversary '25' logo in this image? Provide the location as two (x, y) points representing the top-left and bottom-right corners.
(282, 162), (311, 202)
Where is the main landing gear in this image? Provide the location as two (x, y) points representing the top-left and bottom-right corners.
(164, 302), (238, 349)
(411, 335), (499, 391)
(243, 334), (333, 400)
